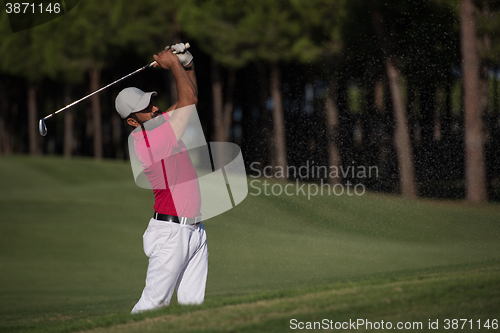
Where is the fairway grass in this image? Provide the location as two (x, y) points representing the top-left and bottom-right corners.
(85, 264), (500, 333)
(0, 156), (499, 332)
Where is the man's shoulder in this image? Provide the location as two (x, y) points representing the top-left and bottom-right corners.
(131, 114), (172, 141)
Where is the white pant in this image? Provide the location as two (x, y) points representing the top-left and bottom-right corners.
(131, 218), (208, 313)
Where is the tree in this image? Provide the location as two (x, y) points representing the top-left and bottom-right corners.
(53, 1), (121, 159)
(31, 0), (174, 158)
(371, 5), (418, 198)
(291, 0), (347, 185)
(324, 80), (343, 185)
(179, 0), (258, 145)
(0, 11), (45, 155)
(401, 1), (460, 192)
(0, 79), (12, 154)
(461, 0), (488, 202)
(32, 17), (87, 157)
(181, 0), (305, 176)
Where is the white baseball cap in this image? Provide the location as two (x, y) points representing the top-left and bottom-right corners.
(115, 87), (157, 118)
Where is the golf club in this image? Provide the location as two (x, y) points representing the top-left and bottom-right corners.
(39, 43), (190, 136)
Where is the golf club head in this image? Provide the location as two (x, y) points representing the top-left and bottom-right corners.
(39, 119), (47, 136)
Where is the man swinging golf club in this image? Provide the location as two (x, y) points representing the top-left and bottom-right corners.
(115, 43), (208, 313)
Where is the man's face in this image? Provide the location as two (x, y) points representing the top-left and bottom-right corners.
(128, 99), (161, 127)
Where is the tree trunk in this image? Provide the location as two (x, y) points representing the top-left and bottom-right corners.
(222, 68), (236, 141)
(375, 80), (391, 182)
(0, 117), (10, 154)
(420, 81), (436, 148)
(28, 84), (41, 155)
(443, 80), (453, 140)
(0, 116), (6, 154)
(257, 62), (271, 167)
(112, 112), (123, 159)
(89, 66), (103, 159)
(212, 60), (235, 143)
(386, 60), (418, 198)
(374, 80), (384, 113)
(212, 59), (225, 142)
(269, 62), (287, 177)
(434, 98), (442, 142)
(494, 66), (499, 121)
(418, 81), (436, 184)
(63, 84), (74, 158)
(372, 10), (417, 198)
(0, 81), (11, 154)
(325, 80), (342, 185)
(460, 0), (488, 202)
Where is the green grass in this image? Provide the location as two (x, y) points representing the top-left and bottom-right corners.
(0, 155), (499, 332)
(84, 266), (500, 333)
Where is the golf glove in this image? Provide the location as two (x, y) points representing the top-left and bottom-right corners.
(166, 43), (193, 67)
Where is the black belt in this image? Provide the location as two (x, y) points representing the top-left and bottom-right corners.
(153, 212), (202, 225)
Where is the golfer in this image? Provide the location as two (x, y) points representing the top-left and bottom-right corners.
(115, 43), (208, 313)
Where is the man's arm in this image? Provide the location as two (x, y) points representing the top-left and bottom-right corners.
(166, 64), (198, 113)
(186, 65), (198, 98)
(153, 50), (197, 141)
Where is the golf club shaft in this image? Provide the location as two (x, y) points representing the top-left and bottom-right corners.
(42, 62), (155, 121)
(42, 43), (190, 121)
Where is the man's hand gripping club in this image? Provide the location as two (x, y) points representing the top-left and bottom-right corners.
(153, 44), (197, 141)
